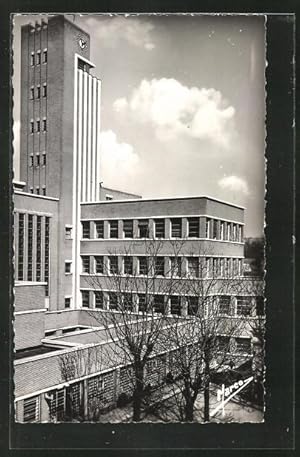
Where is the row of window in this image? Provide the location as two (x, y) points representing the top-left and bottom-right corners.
(29, 186), (46, 196)
(30, 49), (47, 66)
(79, 255), (244, 278)
(30, 84), (47, 100)
(30, 152), (47, 167)
(30, 119), (47, 133)
(16, 212), (50, 287)
(78, 290), (263, 317)
(81, 218), (243, 241)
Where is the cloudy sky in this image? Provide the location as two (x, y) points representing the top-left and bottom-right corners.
(13, 14), (266, 237)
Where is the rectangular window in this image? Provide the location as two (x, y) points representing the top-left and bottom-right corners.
(18, 213), (25, 280)
(27, 215), (33, 281)
(109, 292), (118, 310)
(170, 296), (181, 315)
(95, 221), (104, 238)
(82, 221), (90, 238)
(138, 294), (147, 312)
(138, 256), (148, 275)
(109, 256), (118, 274)
(123, 220), (133, 238)
(42, 188), (46, 197)
(30, 87), (34, 99)
(65, 297), (71, 308)
(43, 84), (47, 97)
(65, 261), (71, 274)
(42, 153), (46, 165)
(217, 336), (230, 352)
(188, 257), (199, 278)
(30, 187), (33, 194)
(219, 296), (231, 315)
(236, 338), (251, 354)
(95, 256), (104, 274)
(82, 290), (90, 308)
(24, 396), (40, 422)
(44, 217), (50, 295)
(30, 121), (34, 133)
(236, 297), (252, 316)
(170, 256), (181, 277)
(95, 291), (104, 309)
(154, 257), (165, 276)
(36, 216), (42, 281)
(138, 219), (149, 238)
(109, 220), (118, 238)
(36, 154), (40, 166)
(36, 51), (41, 65)
(43, 119), (47, 131)
(81, 256), (90, 273)
(123, 293), (133, 312)
(206, 218), (211, 238)
(188, 218), (200, 237)
(212, 219), (218, 239)
(171, 218), (182, 238)
(37, 85), (41, 98)
(154, 219), (165, 238)
(187, 296), (198, 315)
(43, 49), (47, 63)
(154, 295), (165, 314)
(65, 226), (72, 239)
(49, 388), (65, 421)
(124, 256), (133, 275)
(30, 155), (34, 167)
(37, 120), (40, 132)
(36, 187), (40, 195)
(30, 52), (35, 66)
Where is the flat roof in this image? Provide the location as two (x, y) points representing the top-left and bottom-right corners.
(14, 190), (59, 202)
(81, 195), (245, 210)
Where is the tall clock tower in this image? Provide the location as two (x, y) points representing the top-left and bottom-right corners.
(19, 15), (101, 309)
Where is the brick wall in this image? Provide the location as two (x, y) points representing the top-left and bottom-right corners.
(14, 311), (45, 350)
(15, 284), (46, 312)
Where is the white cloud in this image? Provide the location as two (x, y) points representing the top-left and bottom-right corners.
(84, 16), (155, 50)
(113, 78), (235, 147)
(99, 130), (140, 191)
(218, 175), (250, 195)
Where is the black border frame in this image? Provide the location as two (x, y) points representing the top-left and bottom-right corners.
(0, 1), (296, 453)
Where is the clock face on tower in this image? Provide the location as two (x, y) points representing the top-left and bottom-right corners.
(78, 37), (87, 49)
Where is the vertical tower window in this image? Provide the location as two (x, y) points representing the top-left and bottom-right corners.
(30, 52), (35, 66)
(36, 216), (42, 281)
(27, 214), (33, 281)
(44, 217), (50, 295)
(30, 187), (33, 194)
(42, 153), (46, 166)
(36, 50), (41, 65)
(36, 85), (41, 99)
(30, 121), (34, 133)
(30, 155), (34, 167)
(43, 49), (47, 63)
(42, 119), (47, 132)
(30, 87), (34, 99)
(42, 83), (47, 97)
(36, 187), (40, 195)
(65, 297), (71, 308)
(17, 213), (25, 280)
(42, 186), (46, 196)
(36, 154), (40, 166)
(36, 120), (40, 132)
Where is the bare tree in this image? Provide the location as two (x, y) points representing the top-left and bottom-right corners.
(160, 248), (264, 422)
(85, 238), (185, 421)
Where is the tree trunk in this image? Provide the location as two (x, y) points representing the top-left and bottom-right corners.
(184, 399), (194, 422)
(204, 383), (210, 422)
(132, 365), (144, 422)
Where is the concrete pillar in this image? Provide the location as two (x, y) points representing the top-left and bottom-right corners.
(148, 219), (155, 238)
(165, 256), (171, 277)
(181, 296), (188, 317)
(133, 219), (139, 239)
(104, 220), (109, 239)
(200, 216), (206, 238)
(165, 218), (171, 239)
(118, 220), (123, 239)
(182, 217), (188, 238)
(216, 219), (221, 241)
(103, 291), (109, 310)
(114, 368), (120, 404)
(132, 256), (138, 276)
(118, 256), (124, 275)
(232, 296), (237, 316)
(182, 257), (188, 276)
(90, 221), (95, 239)
(165, 297), (171, 315)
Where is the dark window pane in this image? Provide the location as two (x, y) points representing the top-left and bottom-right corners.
(123, 220), (133, 238)
(171, 218), (182, 237)
(109, 220), (118, 238)
(188, 218), (199, 237)
(138, 219), (149, 238)
(154, 219), (165, 238)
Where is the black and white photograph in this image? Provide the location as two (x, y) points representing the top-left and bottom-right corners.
(12, 13), (267, 425)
